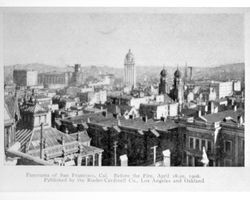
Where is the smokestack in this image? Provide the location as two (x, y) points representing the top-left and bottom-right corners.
(40, 123), (44, 159)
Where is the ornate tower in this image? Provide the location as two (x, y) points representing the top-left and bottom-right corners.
(124, 49), (136, 89)
(172, 67), (184, 104)
(159, 68), (169, 94)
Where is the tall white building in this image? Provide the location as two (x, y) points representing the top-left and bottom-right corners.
(124, 49), (136, 89)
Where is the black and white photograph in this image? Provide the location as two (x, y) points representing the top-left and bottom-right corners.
(0, 5), (250, 193)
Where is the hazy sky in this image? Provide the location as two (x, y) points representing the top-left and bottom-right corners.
(3, 12), (244, 68)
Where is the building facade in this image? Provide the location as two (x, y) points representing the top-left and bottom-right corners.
(38, 72), (69, 89)
(13, 70), (38, 87)
(124, 49), (136, 89)
(159, 68), (169, 95)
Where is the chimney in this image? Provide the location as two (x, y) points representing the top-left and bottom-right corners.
(113, 113), (119, 119)
(234, 105), (237, 111)
(162, 149), (171, 167)
(117, 118), (121, 126)
(40, 123), (44, 159)
(210, 101), (214, 114)
(143, 115), (148, 123)
(87, 117), (90, 123)
(102, 110), (107, 117)
(77, 132), (81, 142)
(61, 136), (65, 146)
(231, 99), (234, 106)
(120, 154), (128, 166)
(198, 109), (202, 118)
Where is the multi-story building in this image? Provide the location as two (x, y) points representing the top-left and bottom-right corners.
(86, 116), (180, 166)
(78, 90), (107, 105)
(180, 108), (244, 167)
(13, 70), (38, 87)
(211, 81), (233, 99)
(38, 72), (69, 89)
(124, 49), (136, 89)
(13, 98), (103, 166)
(139, 102), (178, 120)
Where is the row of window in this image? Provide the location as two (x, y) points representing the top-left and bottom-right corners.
(184, 134), (234, 155)
(188, 136), (212, 152)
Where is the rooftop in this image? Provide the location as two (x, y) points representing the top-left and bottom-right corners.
(201, 109), (244, 123)
(91, 117), (178, 132)
(20, 103), (48, 114)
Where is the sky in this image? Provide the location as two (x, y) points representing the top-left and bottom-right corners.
(3, 12), (244, 68)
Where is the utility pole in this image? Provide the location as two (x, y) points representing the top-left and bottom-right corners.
(40, 123), (44, 159)
(151, 145), (158, 165)
(113, 141), (118, 166)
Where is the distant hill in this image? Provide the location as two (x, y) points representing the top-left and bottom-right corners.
(4, 62), (245, 85)
(191, 63), (245, 82)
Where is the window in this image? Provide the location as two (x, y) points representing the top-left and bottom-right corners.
(224, 140), (232, 154)
(207, 141), (212, 152)
(189, 138), (194, 149)
(201, 140), (206, 149)
(195, 139), (200, 150)
(183, 134), (186, 146)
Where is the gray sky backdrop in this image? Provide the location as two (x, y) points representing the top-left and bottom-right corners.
(3, 13), (244, 68)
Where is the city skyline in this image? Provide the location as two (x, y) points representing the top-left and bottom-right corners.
(3, 12), (244, 68)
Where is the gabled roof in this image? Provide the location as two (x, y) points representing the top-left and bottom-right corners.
(21, 103), (48, 114)
(163, 94), (174, 103)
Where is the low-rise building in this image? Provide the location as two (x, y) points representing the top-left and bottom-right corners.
(139, 102), (178, 120)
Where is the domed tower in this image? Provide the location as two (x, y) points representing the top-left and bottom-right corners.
(172, 67), (184, 104)
(159, 67), (169, 94)
(124, 49), (136, 89)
